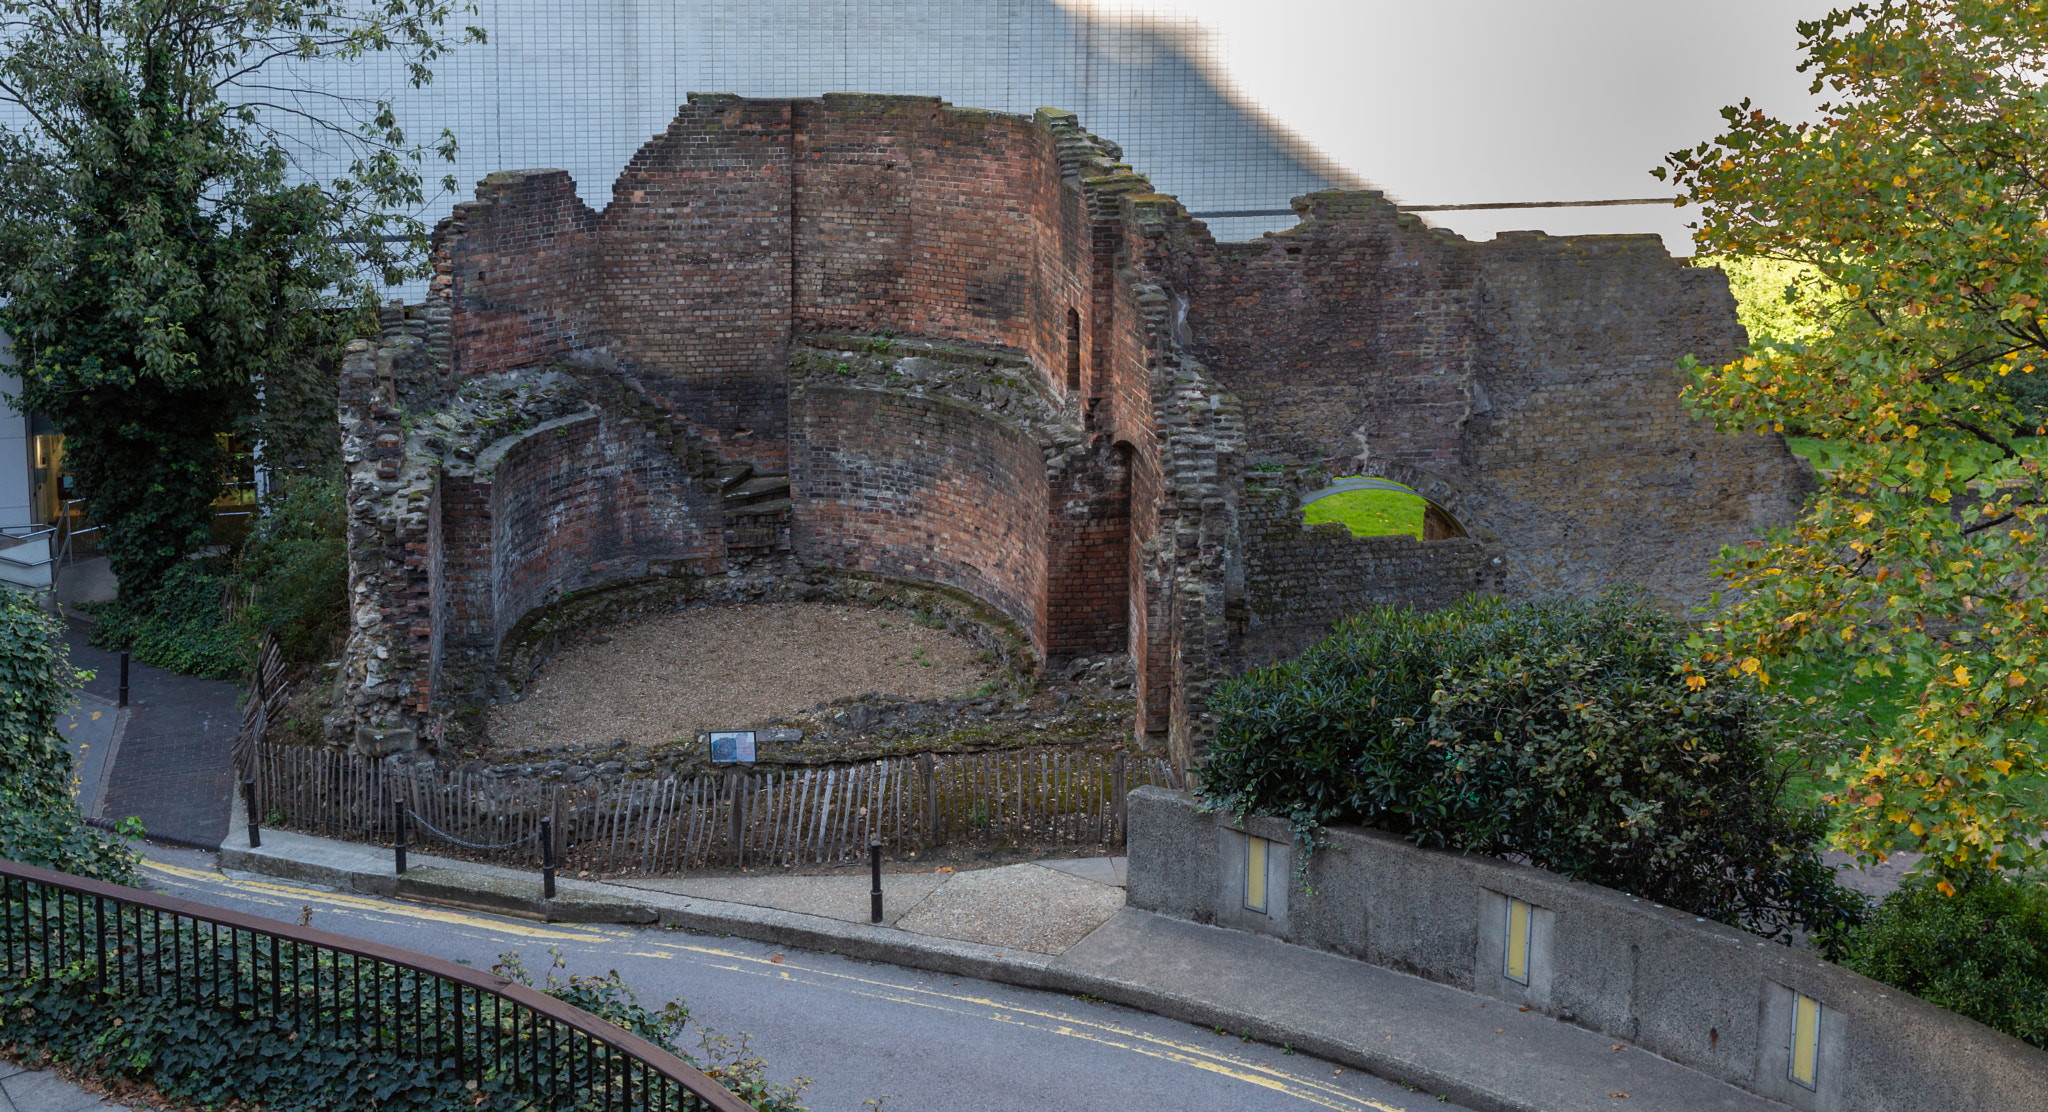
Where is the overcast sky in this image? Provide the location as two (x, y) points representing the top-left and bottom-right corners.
(1158, 0), (1840, 250)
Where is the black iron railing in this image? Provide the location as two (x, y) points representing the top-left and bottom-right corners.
(0, 859), (753, 1112)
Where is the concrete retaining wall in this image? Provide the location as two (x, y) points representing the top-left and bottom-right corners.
(1125, 786), (2048, 1112)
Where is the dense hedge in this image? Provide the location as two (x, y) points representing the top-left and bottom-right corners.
(1845, 872), (2048, 1048)
(1200, 589), (1863, 945)
(88, 474), (348, 678)
(0, 940), (807, 1112)
(0, 589), (138, 883)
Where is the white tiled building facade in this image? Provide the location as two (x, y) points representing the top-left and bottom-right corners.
(0, 0), (1354, 541)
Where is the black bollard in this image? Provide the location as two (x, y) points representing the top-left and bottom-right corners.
(541, 818), (557, 900)
(243, 780), (261, 849)
(118, 651), (129, 707)
(870, 840), (883, 924)
(394, 799), (407, 875)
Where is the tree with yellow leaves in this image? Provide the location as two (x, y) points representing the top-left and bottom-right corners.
(1659, 0), (2048, 883)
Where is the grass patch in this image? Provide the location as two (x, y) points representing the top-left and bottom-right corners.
(1302, 489), (1427, 539)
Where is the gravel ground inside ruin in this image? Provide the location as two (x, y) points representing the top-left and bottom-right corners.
(489, 603), (996, 751)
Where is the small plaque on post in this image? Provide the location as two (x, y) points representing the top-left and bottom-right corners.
(708, 730), (757, 764)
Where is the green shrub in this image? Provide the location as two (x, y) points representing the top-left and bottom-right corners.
(1844, 872), (2048, 1047)
(1199, 588), (1863, 945)
(0, 937), (809, 1112)
(86, 558), (247, 680)
(0, 590), (138, 883)
(495, 949), (809, 1111)
(234, 474), (348, 664)
(87, 475), (348, 678)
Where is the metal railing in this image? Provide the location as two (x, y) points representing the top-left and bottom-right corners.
(0, 523), (55, 562)
(52, 499), (97, 567)
(0, 858), (753, 1112)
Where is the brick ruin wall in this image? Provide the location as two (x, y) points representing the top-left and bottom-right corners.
(334, 95), (1812, 768)
(791, 384), (1051, 644)
(1154, 191), (1814, 609)
(1235, 478), (1509, 668)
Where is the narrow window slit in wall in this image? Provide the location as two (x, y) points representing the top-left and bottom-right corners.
(1066, 307), (1081, 395)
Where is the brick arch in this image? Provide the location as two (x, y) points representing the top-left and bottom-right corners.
(1302, 475), (1469, 542)
(1337, 460), (1467, 520)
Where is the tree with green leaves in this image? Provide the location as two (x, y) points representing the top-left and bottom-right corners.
(1659, 0), (2048, 883)
(0, 0), (480, 594)
(1690, 254), (1841, 354)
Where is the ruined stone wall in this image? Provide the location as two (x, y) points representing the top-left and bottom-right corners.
(438, 95), (1110, 471)
(1167, 193), (1479, 473)
(348, 95), (1810, 770)
(594, 96), (795, 468)
(338, 309), (729, 751)
(1460, 233), (1813, 602)
(1148, 192), (1811, 614)
(1235, 479), (1507, 668)
(441, 170), (599, 380)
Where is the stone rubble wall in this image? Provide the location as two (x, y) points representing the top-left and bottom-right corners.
(1234, 475), (1508, 669)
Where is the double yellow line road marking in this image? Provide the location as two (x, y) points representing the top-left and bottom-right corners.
(144, 860), (1410, 1112)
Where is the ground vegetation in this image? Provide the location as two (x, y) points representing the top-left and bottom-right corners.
(0, 941), (808, 1112)
(1844, 869), (2048, 1046)
(86, 475), (346, 677)
(1302, 489), (1428, 540)
(0, 589), (137, 883)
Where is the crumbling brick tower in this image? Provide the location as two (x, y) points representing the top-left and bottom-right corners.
(336, 94), (1811, 769)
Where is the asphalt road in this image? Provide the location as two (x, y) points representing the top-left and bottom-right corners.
(135, 846), (1476, 1112)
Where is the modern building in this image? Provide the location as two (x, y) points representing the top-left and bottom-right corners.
(0, 340), (59, 588)
(0, 1), (1357, 585)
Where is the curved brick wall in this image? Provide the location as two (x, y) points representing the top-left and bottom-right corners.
(790, 384), (1050, 648)
(482, 413), (722, 650)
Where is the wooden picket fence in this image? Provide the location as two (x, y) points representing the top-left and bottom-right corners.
(250, 742), (1184, 874)
(232, 633), (290, 780)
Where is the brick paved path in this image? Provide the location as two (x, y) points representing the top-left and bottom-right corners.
(62, 618), (240, 848)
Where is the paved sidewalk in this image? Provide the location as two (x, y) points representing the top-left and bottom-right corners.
(219, 799), (1776, 1112)
(0, 1062), (121, 1112)
(61, 617), (240, 848)
(57, 692), (121, 820)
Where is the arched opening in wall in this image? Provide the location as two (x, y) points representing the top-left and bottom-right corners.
(1065, 308), (1082, 395)
(1301, 478), (1467, 541)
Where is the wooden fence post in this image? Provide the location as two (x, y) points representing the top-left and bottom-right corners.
(919, 753), (937, 849)
(725, 771), (743, 868)
(1113, 751), (1127, 844)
